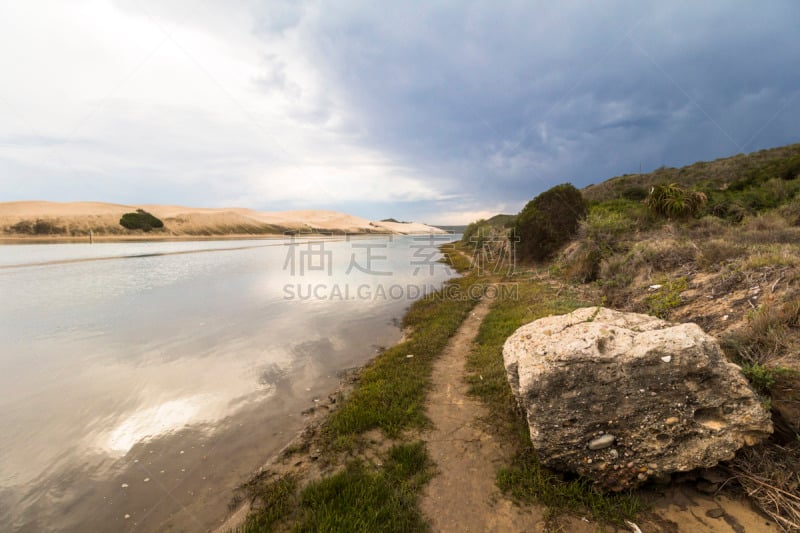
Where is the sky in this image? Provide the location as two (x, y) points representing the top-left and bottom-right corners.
(1, 1), (798, 224)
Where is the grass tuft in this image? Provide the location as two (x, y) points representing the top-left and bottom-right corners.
(237, 474), (297, 532)
(296, 442), (433, 532)
(644, 276), (687, 319)
(723, 300), (800, 366)
(497, 450), (645, 526)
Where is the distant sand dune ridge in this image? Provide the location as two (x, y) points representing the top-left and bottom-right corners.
(0, 201), (446, 238)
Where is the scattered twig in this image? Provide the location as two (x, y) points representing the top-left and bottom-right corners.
(771, 274), (784, 293)
(624, 520), (643, 533)
(728, 442), (800, 532)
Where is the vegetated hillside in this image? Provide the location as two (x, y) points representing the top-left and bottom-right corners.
(486, 214), (517, 227)
(563, 147), (800, 530)
(461, 213), (517, 244)
(461, 142), (800, 529)
(584, 142), (800, 204)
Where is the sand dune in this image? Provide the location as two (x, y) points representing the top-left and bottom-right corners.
(0, 201), (446, 238)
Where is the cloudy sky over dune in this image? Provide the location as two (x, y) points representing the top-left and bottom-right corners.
(1, 0), (798, 223)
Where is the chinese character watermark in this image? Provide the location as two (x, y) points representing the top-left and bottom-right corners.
(469, 233), (518, 276)
(345, 236), (392, 276)
(283, 233), (333, 275)
(410, 234), (453, 275)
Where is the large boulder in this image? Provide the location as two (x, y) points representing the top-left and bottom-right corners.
(503, 307), (772, 490)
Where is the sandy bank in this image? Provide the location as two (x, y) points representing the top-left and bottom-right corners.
(0, 201), (447, 239)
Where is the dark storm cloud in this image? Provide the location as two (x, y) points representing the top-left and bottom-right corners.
(257, 0), (800, 213)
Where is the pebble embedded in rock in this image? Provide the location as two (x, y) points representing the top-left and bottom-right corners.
(706, 508), (725, 519)
(588, 434), (615, 450)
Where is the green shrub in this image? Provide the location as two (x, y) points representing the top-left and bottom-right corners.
(515, 183), (588, 261)
(581, 207), (636, 244)
(645, 183), (707, 219)
(119, 209), (164, 232)
(706, 198), (747, 223)
(461, 219), (490, 247)
(566, 207), (638, 283)
(9, 218), (66, 235)
(645, 277), (688, 318)
(620, 186), (648, 201)
(740, 363), (780, 397)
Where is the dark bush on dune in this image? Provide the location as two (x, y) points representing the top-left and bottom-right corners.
(9, 219), (66, 235)
(119, 209), (164, 232)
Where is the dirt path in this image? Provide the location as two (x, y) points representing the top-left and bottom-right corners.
(419, 292), (778, 533)
(419, 296), (548, 532)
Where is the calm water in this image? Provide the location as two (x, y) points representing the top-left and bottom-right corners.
(0, 235), (456, 531)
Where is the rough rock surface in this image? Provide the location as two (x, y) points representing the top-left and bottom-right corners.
(503, 307), (772, 490)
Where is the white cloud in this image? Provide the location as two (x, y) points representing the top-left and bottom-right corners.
(0, 0), (448, 214)
(2, 0), (799, 224)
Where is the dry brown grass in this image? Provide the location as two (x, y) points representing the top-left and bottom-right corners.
(778, 199), (800, 226)
(569, 145), (800, 529)
(635, 239), (698, 272)
(695, 239), (747, 270)
(728, 441), (800, 533)
(685, 215), (730, 238)
(743, 247), (800, 269)
(722, 297), (800, 365)
(540, 198), (800, 531)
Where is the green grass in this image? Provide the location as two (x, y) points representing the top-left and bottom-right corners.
(497, 454), (645, 525)
(236, 247), (482, 532)
(325, 273), (481, 444)
(644, 276), (688, 319)
(464, 280), (649, 526)
(238, 442), (433, 532)
(296, 442), (432, 532)
(237, 474), (298, 533)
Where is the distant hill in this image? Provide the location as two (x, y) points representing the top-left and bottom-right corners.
(432, 225), (468, 234)
(584, 143), (800, 203)
(486, 214), (517, 228)
(0, 202), (447, 239)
